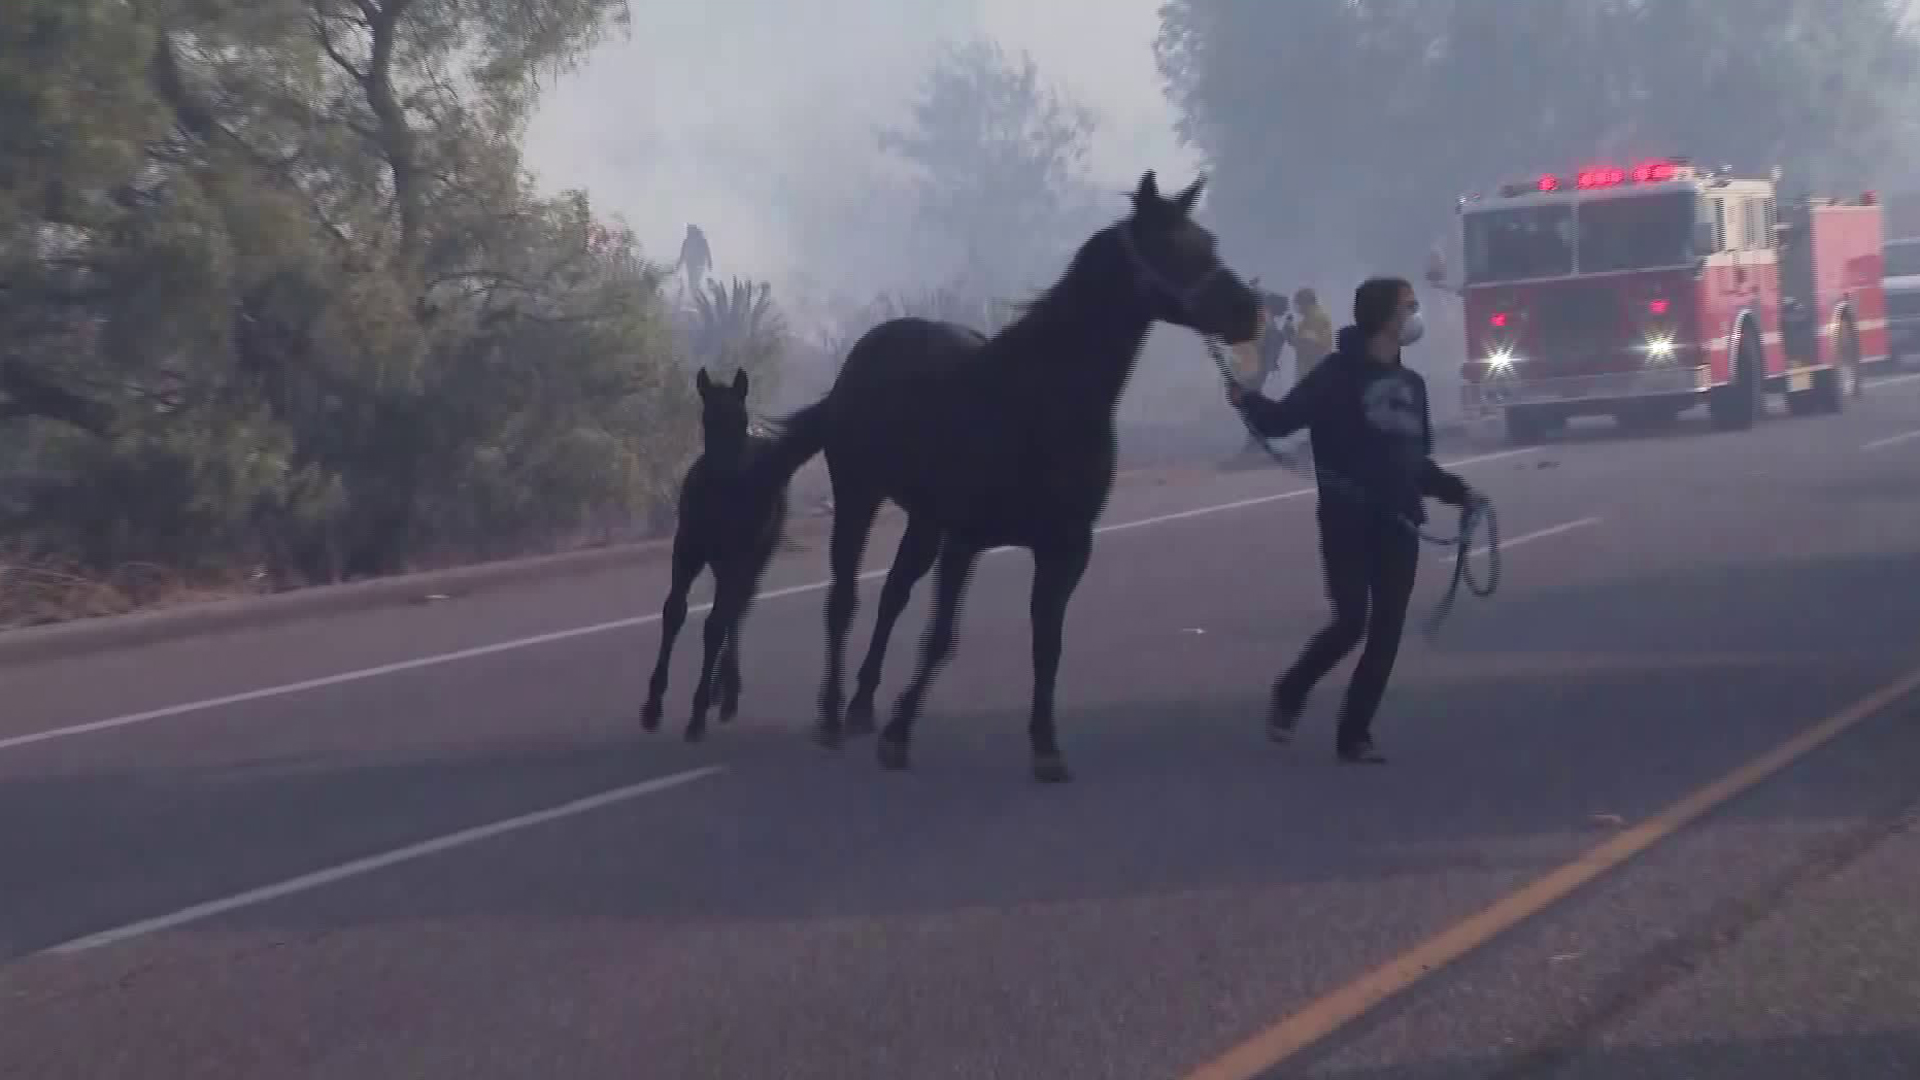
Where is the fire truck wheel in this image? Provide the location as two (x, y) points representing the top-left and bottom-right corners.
(1503, 405), (1558, 445)
(1708, 330), (1762, 431)
(1846, 323), (1865, 400)
(1808, 321), (1862, 414)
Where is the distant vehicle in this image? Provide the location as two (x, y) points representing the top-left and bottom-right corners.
(1435, 158), (1888, 444)
(1882, 236), (1920, 365)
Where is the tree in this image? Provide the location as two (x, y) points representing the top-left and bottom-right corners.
(879, 38), (1106, 297)
(2, 0), (700, 589)
(1156, 0), (1920, 278)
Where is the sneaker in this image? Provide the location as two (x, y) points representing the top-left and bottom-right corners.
(1336, 739), (1387, 765)
(1267, 691), (1303, 744)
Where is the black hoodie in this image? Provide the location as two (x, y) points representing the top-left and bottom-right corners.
(1237, 324), (1469, 526)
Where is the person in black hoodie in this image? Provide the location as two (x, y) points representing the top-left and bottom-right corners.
(1226, 276), (1478, 764)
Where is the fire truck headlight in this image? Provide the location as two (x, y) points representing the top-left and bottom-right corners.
(1642, 336), (1676, 362)
(1485, 347), (1517, 372)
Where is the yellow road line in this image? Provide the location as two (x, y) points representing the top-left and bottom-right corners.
(1181, 659), (1920, 1080)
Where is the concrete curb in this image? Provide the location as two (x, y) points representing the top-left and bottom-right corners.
(0, 536), (673, 670)
(0, 458), (1270, 668)
(0, 499), (868, 670)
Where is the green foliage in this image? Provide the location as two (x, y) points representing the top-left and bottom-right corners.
(1156, 0), (1920, 275)
(0, 0), (750, 595)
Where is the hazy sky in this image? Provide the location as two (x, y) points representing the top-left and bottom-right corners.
(523, 0), (1193, 310)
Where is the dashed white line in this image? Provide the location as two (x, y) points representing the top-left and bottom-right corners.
(0, 448), (1536, 755)
(1441, 516), (1603, 563)
(1862, 428), (1920, 452)
(41, 765), (728, 956)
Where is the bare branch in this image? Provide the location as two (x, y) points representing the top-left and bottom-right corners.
(312, 14), (369, 84)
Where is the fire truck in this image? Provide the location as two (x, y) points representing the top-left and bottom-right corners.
(1444, 159), (1889, 444)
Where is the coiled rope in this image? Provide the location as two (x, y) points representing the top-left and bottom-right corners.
(1203, 337), (1500, 637)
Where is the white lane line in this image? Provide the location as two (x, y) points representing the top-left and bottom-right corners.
(41, 765), (727, 956)
(1870, 371), (1920, 389)
(1440, 516), (1603, 563)
(1862, 428), (1920, 452)
(1, 448), (1536, 755)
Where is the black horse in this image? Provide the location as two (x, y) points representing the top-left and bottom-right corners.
(641, 367), (787, 742)
(757, 172), (1260, 781)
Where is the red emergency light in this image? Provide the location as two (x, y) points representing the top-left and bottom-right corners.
(1502, 159), (1686, 198)
(1490, 312), (1509, 328)
(1571, 161), (1681, 190)
(1648, 299), (1669, 315)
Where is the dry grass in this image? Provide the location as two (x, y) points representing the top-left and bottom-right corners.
(0, 452), (1188, 634)
(0, 549), (265, 632)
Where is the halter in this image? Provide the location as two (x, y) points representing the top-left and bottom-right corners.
(1114, 223), (1224, 321)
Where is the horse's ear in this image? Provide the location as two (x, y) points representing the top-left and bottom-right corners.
(696, 368), (713, 394)
(1132, 171), (1161, 213)
(1174, 174), (1207, 215)
(731, 368), (749, 397)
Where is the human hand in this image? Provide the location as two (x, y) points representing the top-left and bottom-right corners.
(1440, 475), (1479, 509)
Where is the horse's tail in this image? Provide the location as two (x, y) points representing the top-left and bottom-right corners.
(753, 398), (830, 490)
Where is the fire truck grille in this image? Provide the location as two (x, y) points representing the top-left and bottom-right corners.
(1886, 290), (1920, 320)
(1529, 292), (1622, 364)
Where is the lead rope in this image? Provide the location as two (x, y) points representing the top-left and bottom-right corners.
(1203, 337), (1500, 637)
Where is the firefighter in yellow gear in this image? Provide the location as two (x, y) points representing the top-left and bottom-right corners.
(1291, 287), (1335, 385)
(1229, 282), (1295, 461)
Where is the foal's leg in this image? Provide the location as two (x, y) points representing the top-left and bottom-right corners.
(641, 539), (705, 731)
(816, 492), (882, 748)
(846, 515), (941, 738)
(1027, 532), (1093, 783)
(687, 558), (750, 743)
(720, 530), (781, 723)
(877, 540), (983, 771)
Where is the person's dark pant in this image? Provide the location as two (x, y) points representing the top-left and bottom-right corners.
(1273, 508), (1420, 748)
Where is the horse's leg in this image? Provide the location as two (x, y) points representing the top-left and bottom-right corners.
(877, 539), (983, 772)
(816, 491), (882, 748)
(1027, 532), (1094, 783)
(846, 515), (941, 738)
(641, 538), (705, 731)
(687, 556), (749, 743)
(717, 630), (743, 723)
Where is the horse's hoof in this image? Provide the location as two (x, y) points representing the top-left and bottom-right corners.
(814, 723), (843, 750)
(684, 724), (707, 744)
(1032, 754), (1073, 784)
(877, 737), (911, 772)
(640, 702), (663, 732)
(844, 703), (877, 738)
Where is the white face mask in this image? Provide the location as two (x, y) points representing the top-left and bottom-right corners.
(1398, 309), (1426, 347)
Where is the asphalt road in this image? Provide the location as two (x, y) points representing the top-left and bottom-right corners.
(5, 375), (1920, 1079)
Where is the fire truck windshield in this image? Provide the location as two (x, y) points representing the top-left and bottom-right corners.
(1463, 204), (1574, 284)
(1576, 192), (1698, 274)
(1463, 190), (1702, 284)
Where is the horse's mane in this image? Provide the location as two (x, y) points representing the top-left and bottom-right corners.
(990, 222), (1121, 341)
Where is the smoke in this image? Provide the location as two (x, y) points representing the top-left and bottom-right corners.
(524, 0), (1193, 321)
(520, 0), (1371, 464)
